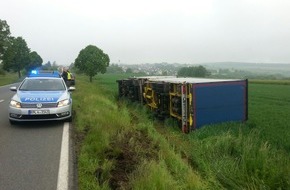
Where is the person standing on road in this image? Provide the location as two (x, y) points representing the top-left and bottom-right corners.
(61, 68), (69, 87)
(66, 70), (72, 87)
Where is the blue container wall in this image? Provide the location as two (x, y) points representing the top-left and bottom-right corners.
(193, 82), (247, 128)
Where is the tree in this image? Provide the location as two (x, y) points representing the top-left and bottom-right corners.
(126, 68), (133, 73)
(52, 61), (58, 70)
(0, 19), (11, 61)
(177, 65), (210, 77)
(42, 61), (52, 70)
(74, 45), (110, 82)
(162, 70), (168, 76)
(25, 51), (43, 71)
(69, 62), (74, 70)
(2, 37), (30, 78)
(107, 64), (124, 74)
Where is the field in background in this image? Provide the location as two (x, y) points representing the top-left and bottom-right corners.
(73, 74), (290, 189)
(249, 79), (290, 85)
(0, 73), (18, 86)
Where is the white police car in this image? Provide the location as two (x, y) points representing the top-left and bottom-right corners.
(9, 70), (75, 124)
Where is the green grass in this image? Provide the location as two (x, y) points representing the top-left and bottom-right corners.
(73, 74), (290, 189)
(185, 126), (290, 189)
(159, 82), (290, 189)
(0, 72), (19, 86)
(249, 83), (290, 151)
(73, 74), (208, 189)
(249, 79), (290, 85)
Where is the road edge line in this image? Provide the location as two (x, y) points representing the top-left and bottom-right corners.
(57, 122), (69, 190)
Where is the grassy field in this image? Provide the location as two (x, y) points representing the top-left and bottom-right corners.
(0, 72), (19, 86)
(73, 74), (290, 189)
(249, 79), (290, 85)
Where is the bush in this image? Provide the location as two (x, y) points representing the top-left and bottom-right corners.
(0, 69), (5, 75)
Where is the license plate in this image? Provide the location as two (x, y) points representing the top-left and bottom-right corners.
(29, 110), (50, 115)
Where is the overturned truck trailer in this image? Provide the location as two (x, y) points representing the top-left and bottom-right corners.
(117, 76), (248, 133)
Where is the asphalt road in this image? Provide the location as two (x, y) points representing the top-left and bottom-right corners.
(0, 84), (75, 190)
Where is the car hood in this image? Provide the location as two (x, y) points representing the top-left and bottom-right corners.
(15, 91), (67, 103)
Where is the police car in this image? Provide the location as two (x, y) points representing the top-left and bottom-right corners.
(9, 70), (75, 124)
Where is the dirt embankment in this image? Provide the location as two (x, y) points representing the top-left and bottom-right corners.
(100, 129), (159, 189)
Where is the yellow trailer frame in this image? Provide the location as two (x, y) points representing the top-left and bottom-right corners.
(169, 83), (193, 133)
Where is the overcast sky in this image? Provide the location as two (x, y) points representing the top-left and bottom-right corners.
(1, 0), (290, 65)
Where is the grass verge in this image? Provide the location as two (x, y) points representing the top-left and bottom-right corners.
(0, 72), (18, 86)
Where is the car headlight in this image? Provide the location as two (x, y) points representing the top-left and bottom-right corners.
(10, 100), (21, 108)
(58, 99), (70, 107)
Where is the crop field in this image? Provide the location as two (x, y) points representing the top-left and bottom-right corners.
(73, 74), (290, 189)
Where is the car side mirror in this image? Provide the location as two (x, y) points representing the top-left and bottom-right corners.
(68, 87), (75, 91)
(10, 87), (17, 92)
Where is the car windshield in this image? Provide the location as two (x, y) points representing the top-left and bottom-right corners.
(19, 78), (66, 91)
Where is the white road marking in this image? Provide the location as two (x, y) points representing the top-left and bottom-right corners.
(57, 122), (69, 190)
(0, 100), (4, 103)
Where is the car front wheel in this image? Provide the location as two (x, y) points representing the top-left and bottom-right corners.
(9, 119), (18, 125)
(66, 116), (72, 122)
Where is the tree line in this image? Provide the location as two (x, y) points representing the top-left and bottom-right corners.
(0, 19), (43, 78)
(0, 19), (110, 81)
(177, 65), (210, 77)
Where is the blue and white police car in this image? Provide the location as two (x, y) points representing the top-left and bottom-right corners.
(9, 70), (75, 124)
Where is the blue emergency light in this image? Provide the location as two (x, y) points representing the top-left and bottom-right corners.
(31, 70), (37, 74)
(28, 70), (61, 78)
